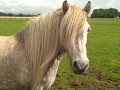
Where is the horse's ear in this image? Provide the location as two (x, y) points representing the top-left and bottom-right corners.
(62, 0), (69, 14)
(83, 1), (91, 14)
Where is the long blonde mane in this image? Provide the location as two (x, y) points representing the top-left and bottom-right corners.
(15, 4), (87, 90)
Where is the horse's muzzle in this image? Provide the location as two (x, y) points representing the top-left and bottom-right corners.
(73, 61), (88, 75)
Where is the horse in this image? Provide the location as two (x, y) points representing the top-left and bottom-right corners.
(0, 1), (91, 90)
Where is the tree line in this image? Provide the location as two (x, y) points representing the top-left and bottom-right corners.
(91, 8), (120, 18)
(0, 12), (36, 17)
(1, 8), (120, 18)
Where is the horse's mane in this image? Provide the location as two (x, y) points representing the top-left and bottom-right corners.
(15, 4), (87, 89)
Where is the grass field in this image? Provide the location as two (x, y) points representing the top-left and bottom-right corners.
(0, 18), (120, 90)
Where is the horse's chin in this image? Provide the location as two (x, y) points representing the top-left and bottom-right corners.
(73, 68), (85, 75)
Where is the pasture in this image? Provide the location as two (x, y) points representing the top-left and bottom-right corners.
(0, 18), (120, 90)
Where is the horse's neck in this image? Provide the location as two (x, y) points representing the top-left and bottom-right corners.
(35, 52), (64, 89)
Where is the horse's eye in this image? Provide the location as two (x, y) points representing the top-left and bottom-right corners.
(87, 28), (91, 32)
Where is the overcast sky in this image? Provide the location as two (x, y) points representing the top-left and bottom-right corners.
(0, 0), (120, 15)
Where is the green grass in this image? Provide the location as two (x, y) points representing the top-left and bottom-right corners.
(0, 18), (28, 35)
(0, 18), (120, 90)
(86, 19), (120, 89)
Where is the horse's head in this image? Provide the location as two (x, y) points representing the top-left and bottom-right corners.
(60, 1), (91, 75)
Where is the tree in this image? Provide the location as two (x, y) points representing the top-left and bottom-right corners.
(0, 12), (6, 16)
(91, 9), (98, 18)
(91, 8), (119, 18)
(118, 12), (120, 18)
(7, 13), (13, 16)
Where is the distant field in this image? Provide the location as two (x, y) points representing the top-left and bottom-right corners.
(0, 18), (120, 90)
(0, 16), (34, 19)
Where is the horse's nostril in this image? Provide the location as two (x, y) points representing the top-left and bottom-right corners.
(74, 61), (78, 69)
(73, 61), (88, 75)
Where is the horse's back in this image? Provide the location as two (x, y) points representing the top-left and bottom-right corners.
(0, 36), (18, 61)
(0, 36), (31, 89)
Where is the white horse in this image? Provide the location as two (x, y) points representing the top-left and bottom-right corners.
(0, 1), (91, 90)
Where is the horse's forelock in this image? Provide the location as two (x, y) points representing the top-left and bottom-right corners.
(60, 5), (87, 47)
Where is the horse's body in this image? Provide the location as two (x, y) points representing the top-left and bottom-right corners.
(0, 36), (31, 89)
(0, 36), (62, 90)
(0, 1), (91, 90)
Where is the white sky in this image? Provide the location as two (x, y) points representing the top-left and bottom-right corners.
(0, 0), (120, 15)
